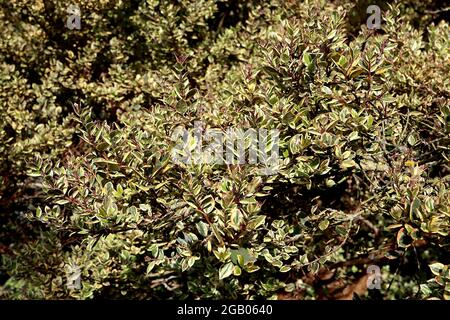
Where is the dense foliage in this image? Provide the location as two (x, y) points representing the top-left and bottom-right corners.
(0, 0), (449, 300)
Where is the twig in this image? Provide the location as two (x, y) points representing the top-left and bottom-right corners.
(387, 249), (407, 292)
(424, 7), (450, 14)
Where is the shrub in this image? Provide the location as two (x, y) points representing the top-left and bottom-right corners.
(1, 0), (449, 300)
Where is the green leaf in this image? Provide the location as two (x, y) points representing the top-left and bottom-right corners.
(146, 261), (156, 274)
(196, 221), (209, 237)
(230, 208), (243, 230)
(149, 244), (158, 257)
(28, 172), (41, 177)
(247, 215), (266, 230)
(202, 195), (215, 214)
(407, 134), (417, 146)
(211, 224), (224, 243)
(340, 159), (356, 169)
(240, 197), (256, 205)
(327, 29), (337, 40)
(429, 263), (445, 276)
(321, 86), (332, 95)
(54, 199), (70, 205)
(319, 219), (330, 231)
(280, 265), (291, 273)
(326, 179), (336, 187)
(309, 261), (320, 274)
(36, 207), (42, 219)
(289, 134), (303, 155)
(271, 259), (283, 268)
(420, 284), (432, 297)
(237, 254), (244, 267)
(335, 225), (347, 236)
(338, 55), (347, 68)
(348, 131), (359, 141)
(302, 51), (312, 67)
(245, 264), (260, 273)
(181, 258), (190, 272)
(187, 256), (198, 268)
(92, 158), (119, 166)
(219, 262), (234, 280)
(233, 265), (242, 276)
